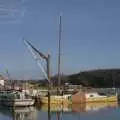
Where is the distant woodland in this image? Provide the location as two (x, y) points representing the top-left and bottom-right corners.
(51, 69), (120, 88)
(67, 69), (120, 88)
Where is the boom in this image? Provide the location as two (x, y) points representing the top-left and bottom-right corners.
(24, 40), (50, 83)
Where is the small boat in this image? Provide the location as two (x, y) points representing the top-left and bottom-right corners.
(86, 92), (117, 102)
(4, 91), (35, 107)
(72, 91), (118, 103)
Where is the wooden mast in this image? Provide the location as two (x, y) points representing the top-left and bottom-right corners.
(58, 15), (62, 89)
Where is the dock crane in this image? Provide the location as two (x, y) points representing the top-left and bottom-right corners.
(24, 40), (51, 86)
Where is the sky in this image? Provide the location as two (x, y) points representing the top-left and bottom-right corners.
(0, 0), (120, 79)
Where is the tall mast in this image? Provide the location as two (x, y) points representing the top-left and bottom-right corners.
(58, 15), (62, 88)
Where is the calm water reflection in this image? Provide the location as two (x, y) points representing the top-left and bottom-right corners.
(0, 102), (120, 120)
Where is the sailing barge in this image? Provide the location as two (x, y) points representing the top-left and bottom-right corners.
(36, 90), (118, 104)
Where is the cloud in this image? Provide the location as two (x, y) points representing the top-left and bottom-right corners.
(0, 0), (28, 24)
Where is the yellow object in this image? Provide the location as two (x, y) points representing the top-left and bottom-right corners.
(86, 95), (117, 103)
(37, 95), (71, 105)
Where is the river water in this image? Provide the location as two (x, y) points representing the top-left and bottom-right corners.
(0, 102), (120, 120)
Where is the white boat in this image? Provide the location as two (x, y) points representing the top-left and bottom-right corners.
(4, 91), (35, 107)
(72, 91), (118, 103)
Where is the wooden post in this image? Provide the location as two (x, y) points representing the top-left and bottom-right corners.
(47, 53), (51, 87)
(47, 53), (51, 120)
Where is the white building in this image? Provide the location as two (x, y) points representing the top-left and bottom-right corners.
(0, 75), (4, 86)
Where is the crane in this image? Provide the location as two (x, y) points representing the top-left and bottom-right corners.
(24, 40), (51, 85)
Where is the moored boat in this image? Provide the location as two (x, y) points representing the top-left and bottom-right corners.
(86, 92), (117, 102)
(37, 90), (118, 104)
(72, 91), (118, 103)
(4, 91), (35, 107)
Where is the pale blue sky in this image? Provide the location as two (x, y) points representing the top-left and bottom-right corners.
(0, 0), (120, 79)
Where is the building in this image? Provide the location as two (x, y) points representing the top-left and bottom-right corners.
(0, 75), (4, 86)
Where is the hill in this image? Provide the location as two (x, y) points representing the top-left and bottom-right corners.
(68, 69), (120, 88)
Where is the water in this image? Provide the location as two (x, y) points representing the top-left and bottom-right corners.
(0, 102), (120, 120)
